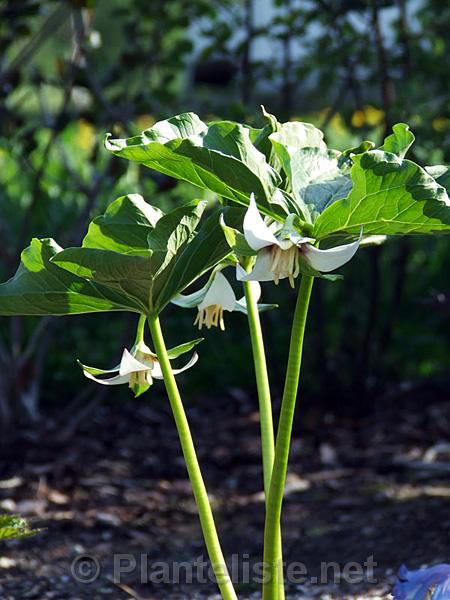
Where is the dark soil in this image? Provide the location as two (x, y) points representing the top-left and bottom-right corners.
(0, 381), (449, 600)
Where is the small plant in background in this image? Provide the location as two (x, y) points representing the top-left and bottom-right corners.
(0, 514), (41, 541)
(0, 109), (449, 599)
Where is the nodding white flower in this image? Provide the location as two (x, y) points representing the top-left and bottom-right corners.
(237, 194), (361, 287)
(79, 340), (198, 397)
(172, 270), (272, 331)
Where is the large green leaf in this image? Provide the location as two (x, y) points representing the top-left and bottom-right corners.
(0, 239), (136, 316)
(287, 148), (352, 222)
(426, 165), (450, 193)
(267, 119), (337, 221)
(51, 248), (154, 313)
(269, 120), (327, 156)
(313, 151), (450, 239)
(153, 206), (245, 314)
(147, 200), (206, 276)
(105, 112), (284, 216)
(83, 194), (163, 255)
(52, 200), (232, 316)
(252, 107), (326, 170)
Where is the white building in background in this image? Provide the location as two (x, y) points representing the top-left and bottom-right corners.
(189, 0), (423, 107)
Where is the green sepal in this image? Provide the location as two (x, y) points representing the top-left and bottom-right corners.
(298, 258), (343, 282)
(130, 380), (151, 399)
(167, 338), (203, 359)
(234, 299), (278, 314)
(76, 359), (120, 377)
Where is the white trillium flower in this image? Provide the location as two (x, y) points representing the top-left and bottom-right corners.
(237, 194), (361, 287)
(79, 340), (198, 397)
(193, 271), (236, 330)
(172, 270), (272, 331)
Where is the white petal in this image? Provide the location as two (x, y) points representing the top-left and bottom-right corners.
(82, 371), (130, 386)
(119, 348), (152, 376)
(171, 286), (208, 309)
(243, 194), (279, 251)
(152, 352), (199, 379)
(250, 280), (262, 302)
(236, 249), (276, 282)
(198, 272), (236, 311)
(302, 236), (361, 273)
(289, 233), (315, 246)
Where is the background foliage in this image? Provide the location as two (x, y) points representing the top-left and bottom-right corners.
(0, 0), (449, 430)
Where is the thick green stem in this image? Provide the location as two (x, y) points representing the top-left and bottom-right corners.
(243, 280), (284, 600)
(147, 315), (237, 600)
(262, 275), (314, 600)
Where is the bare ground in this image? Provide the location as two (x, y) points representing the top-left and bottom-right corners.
(0, 381), (449, 599)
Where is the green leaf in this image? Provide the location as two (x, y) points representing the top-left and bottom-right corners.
(268, 122), (334, 221)
(381, 123), (415, 159)
(269, 120), (327, 156)
(426, 165), (450, 192)
(167, 338), (203, 359)
(0, 514), (41, 541)
(105, 112), (283, 215)
(234, 299), (278, 314)
(0, 239), (135, 316)
(340, 141), (376, 158)
(147, 200), (206, 277)
(313, 151), (450, 239)
(51, 248), (154, 314)
(153, 206), (245, 314)
(83, 194), (163, 255)
(288, 148), (352, 221)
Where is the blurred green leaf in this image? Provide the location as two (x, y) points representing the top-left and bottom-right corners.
(0, 514), (41, 541)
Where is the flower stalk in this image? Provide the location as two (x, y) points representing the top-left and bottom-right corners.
(147, 314), (237, 600)
(243, 279), (285, 600)
(262, 275), (314, 600)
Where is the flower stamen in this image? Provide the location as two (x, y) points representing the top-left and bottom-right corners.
(194, 305), (226, 330)
(269, 245), (300, 288)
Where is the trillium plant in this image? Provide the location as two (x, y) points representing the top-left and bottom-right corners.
(1, 108), (450, 600)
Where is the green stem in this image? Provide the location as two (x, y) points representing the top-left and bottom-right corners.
(147, 315), (237, 600)
(134, 314), (146, 344)
(243, 280), (285, 600)
(262, 275), (314, 600)
(243, 281), (275, 494)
